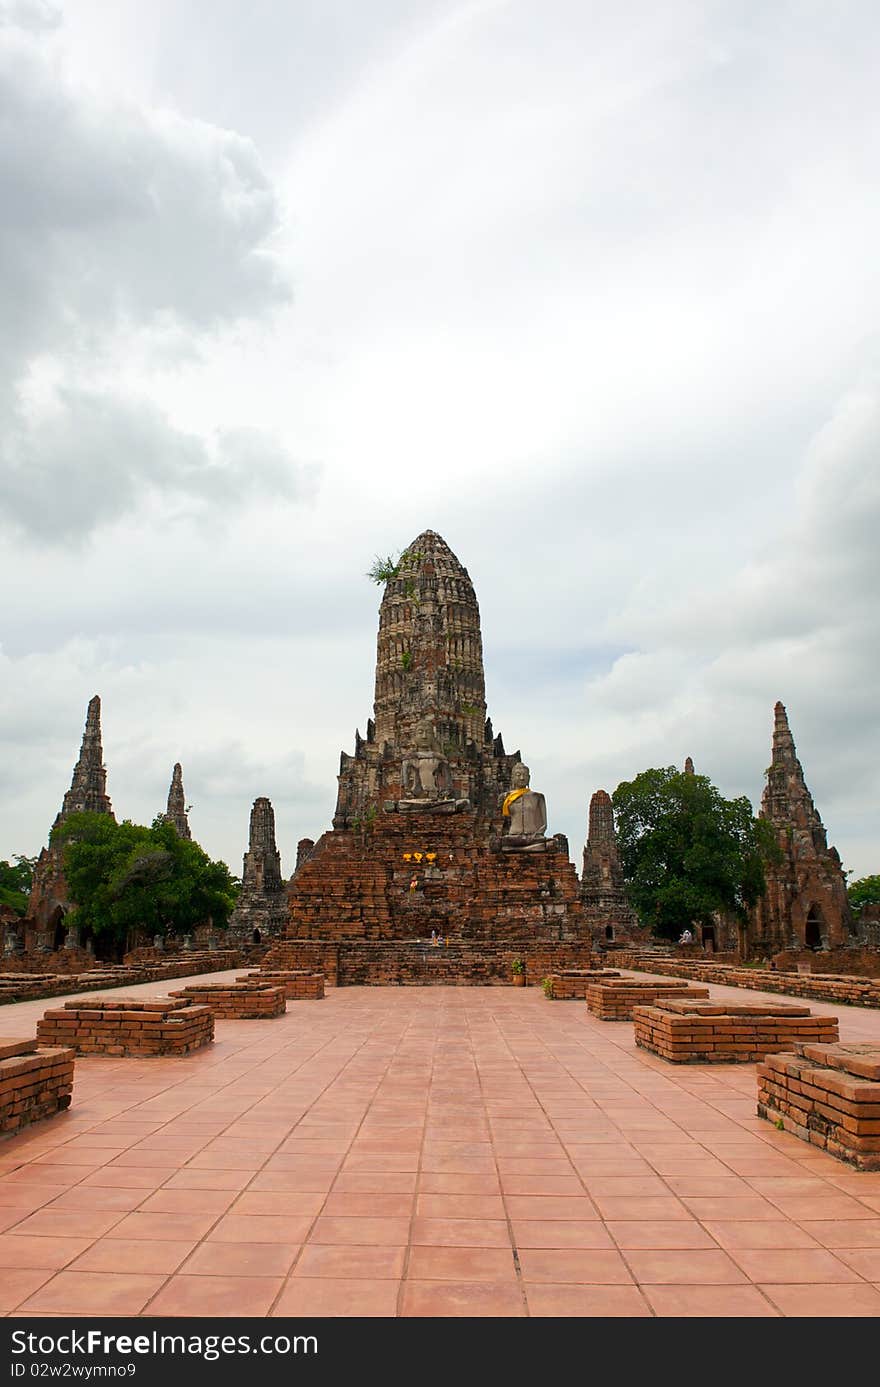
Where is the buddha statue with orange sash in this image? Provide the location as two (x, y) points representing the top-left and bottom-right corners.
(500, 762), (548, 850)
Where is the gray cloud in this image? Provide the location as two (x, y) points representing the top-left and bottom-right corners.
(0, 393), (318, 541)
(0, 8), (310, 542)
(0, 1), (59, 31)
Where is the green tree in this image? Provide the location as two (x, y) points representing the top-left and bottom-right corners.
(0, 855), (37, 916)
(52, 813), (237, 953)
(848, 875), (880, 912)
(612, 767), (777, 940)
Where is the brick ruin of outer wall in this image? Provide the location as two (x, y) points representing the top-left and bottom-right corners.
(605, 953), (880, 1009)
(0, 1043), (75, 1133)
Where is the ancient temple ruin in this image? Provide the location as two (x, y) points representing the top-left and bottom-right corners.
(25, 695), (115, 950)
(750, 702), (851, 953)
(281, 530), (589, 984)
(227, 797), (288, 943)
(163, 763), (192, 840)
(580, 789), (644, 947)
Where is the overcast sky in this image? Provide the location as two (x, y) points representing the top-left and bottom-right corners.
(1, 0), (878, 882)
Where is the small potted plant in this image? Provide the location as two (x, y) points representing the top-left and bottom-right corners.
(511, 958), (525, 987)
(541, 976), (554, 999)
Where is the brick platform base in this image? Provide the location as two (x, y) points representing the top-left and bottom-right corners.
(757, 1042), (880, 1169)
(263, 939), (593, 986)
(169, 983), (286, 1019)
(585, 979), (710, 1021)
(634, 998), (839, 1063)
(236, 971), (325, 1000)
(35, 998), (214, 1056)
(0, 1038), (74, 1134)
(544, 970), (621, 1000)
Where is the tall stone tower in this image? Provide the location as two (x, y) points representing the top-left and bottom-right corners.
(163, 763), (192, 840)
(227, 797), (288, 942)
(282, 530), (590, 985)
(580, 789), (643, 946)
(334, 531), (520, 825)
(27, 695), (115, 944)
(750, 701), (851, 953)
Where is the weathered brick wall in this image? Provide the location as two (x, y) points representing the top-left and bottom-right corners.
(605, 954), (880, 1009)
(634, 998), (838, 1063)
(264, 942), (339, 985)
(1, 949), (95, 975)
(757, 1042), (880, 1169)
(586, 979), (710, 1021)
(265, 938), (591, 986)
(772, 949), (880, 979)
(169, 983), (286, 1019)
(0, 1038), (75, 1133)
(36, 998), (214, 1056)
(236, 971), (324, 1000)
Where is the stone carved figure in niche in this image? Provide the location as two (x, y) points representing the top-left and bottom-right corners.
(401, 718), (448, 800)
(399, 721), (452, 810)
(399, 718), (470, 813)
(501, 762), (548, 851)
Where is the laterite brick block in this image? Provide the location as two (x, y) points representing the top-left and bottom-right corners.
(634, 998), (838, 1063)
(757, 1042), (880, 1169)
(236, 971), (325, 1000)
(36, 998), (214, 1056)
(0, 1037), (74, 1132)
(169, 982), (286, 1019)
(544, 970), (621, 1000)
(585, 978), (709, 1021)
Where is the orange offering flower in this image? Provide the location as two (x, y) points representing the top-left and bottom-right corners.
(403, 853), (412, 861)
(413, 852), (423, 862)
(426, 852), (437, 862)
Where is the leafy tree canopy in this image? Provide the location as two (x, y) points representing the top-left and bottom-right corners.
(51, 813), (237, 948)
(612, 767), (778, 940)
(0, 855), (37, 917)
(848, 875), (880, 911)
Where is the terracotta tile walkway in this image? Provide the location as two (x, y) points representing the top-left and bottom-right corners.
(2, 970), (880, 1318)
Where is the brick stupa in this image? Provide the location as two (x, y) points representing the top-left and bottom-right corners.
(750, 702), (851, 953)
(227, 797), (288, 944)
(163, 763), (192, 840)
(26, 695), (115, 948)
(580, 789), (645, 947)
(281, 531), (590, 985)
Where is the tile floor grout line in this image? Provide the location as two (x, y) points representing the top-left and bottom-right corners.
(469, 998), (530, 1317)
(262, 1001), (416, 1318)
(394, 1000), (437, 1319)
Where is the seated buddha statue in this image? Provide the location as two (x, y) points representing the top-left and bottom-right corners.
(500, 762), (549, 851)
(398, 718), (469, 812)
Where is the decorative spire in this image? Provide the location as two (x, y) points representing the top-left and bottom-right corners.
(372, 530), (486, 753)
(760, 701), (825, 844)
(164, 763), (192, 840)
(59, 695), (113, 821)
(241, 798), (284, 893)
(752, 699), (851, 950)
(587, 789), (615, 844)
(684, 756), (695, 776)
(227, 797), (287, 940)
